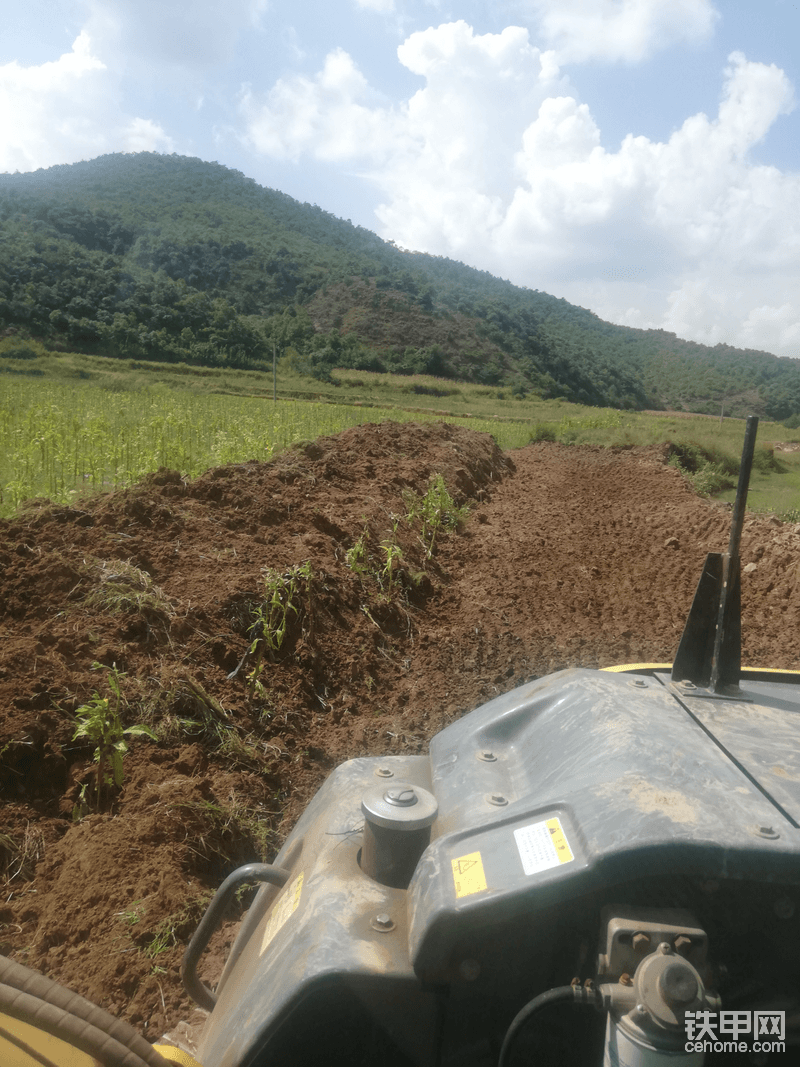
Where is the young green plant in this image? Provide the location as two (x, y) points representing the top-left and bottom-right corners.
(378, 536), (404, 595)
(344, 524), (370, 576)
(247, 562), (313, 697)
(405, 474), (470, 559)
(72, 663), (157, 810)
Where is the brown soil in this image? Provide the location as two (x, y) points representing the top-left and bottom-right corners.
(1, 421), (799, 1043)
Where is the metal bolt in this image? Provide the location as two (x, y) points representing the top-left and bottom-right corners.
(375, 767), (394, 778)
(459, 958), (481, 981)
(632, 932), (651, 954)
(485, 793), (508, 807)
(674, 935), (693, 957)
(477, 750), (497, 762)
(682, 681), (696, 690)
(630, 679), (647, 688)
(755, 825), (780, 840)
(657, 942), (672, 955)
(371, 912), (395, 932)
(385, 787), (418, 807)
(774, 895), (795, 920)
(620, 973), (633, 987)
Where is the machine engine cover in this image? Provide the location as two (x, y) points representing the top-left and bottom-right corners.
(197, 667), (800, 1067)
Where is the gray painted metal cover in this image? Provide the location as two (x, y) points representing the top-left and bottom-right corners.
(197, 667), (800, 1066)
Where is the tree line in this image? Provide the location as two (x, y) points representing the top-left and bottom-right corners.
(2, 151), (799, 418)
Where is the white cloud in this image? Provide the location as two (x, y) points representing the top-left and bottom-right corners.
(241, 47), (402, 163)
(0, 32), (174, 172)
(243, 22), (800, 356)
(0, 32), (106, 172)
(525, 0), (719, 65)
(242, 22), (564, 245)
(122, 117), (176, 153)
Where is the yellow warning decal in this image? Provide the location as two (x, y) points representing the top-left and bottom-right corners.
(546, 817), (574, 863)
(260, 871), (304, 956)
(452, 851), (488, 898)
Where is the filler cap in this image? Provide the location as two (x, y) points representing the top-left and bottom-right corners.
(361, 782), (438, 831)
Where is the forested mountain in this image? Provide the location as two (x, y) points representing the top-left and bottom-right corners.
(2, 151), (799, 418)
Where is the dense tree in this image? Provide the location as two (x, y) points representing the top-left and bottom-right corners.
(1, 151), (799, 414)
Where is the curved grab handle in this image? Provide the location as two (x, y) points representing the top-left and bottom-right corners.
(181, 863), (290, 1011)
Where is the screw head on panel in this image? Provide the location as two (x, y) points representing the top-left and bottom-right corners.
(372, 912), (395, 932)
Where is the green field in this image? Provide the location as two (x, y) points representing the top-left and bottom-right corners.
(2, 347), (800, 521)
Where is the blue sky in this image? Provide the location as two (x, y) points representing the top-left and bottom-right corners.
(2, 1), (800, 358)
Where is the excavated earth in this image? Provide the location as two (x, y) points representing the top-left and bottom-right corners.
(1, 420), (800, 1045)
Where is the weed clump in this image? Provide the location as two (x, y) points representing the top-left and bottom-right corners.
(0, 824), (45, 886)
(666, 443), (738, 497)
(82, 558), (174, 633)
(529, 423), (557, 443)
(404, 473), (470, 558)
(247, 562), (313, 696)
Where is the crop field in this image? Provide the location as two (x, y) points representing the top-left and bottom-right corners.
(3, 347), (800, 519)
(0, 378), (538, 518)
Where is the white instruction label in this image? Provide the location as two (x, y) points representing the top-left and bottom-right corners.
(514, 817), (574, 876)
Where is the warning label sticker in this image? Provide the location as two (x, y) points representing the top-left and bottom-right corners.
(514, 818), (574, 876)
(451, 851), (488, 898)
(260, 871), (304, 956)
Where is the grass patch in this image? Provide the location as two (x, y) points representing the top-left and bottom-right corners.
(717, 447), (800, 519)
(3, 348), (800, 518)
(0, 824), (45, 886)
(80, 560), (175, 643)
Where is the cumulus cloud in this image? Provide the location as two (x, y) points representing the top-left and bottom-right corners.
(502, 52), (795, 266)
(121, 117), (176, 153)
(241, 47), (402, 163)
(0, 32), (174, 172)
(525, 0), (719, 64)
(243, 22), (800, 356)
(242, 22), (564, 247)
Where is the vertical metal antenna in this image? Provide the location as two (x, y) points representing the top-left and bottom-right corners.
(709, 415), (758, 692)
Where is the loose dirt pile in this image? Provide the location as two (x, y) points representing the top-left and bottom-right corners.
(1, 421), (799, 1042)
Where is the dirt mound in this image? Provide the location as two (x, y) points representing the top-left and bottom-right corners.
(1, 422), (799, 1040)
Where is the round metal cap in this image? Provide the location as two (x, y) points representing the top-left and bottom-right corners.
(361, 781), (438, 831)
(659, 962), (699, 1007)
(635, 950), (703, 1028)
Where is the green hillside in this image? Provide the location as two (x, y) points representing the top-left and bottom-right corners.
(2, 151), (800, 418)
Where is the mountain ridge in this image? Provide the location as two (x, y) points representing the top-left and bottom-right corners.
(1, 151), (799, 419)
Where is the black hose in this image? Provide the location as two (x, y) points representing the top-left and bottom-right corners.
(498, 985), (591, 1067)
(0, 956), (170, 1067)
